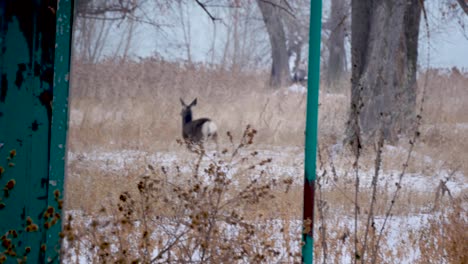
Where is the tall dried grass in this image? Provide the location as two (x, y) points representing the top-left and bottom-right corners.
(69, 60), (468, 169)
(417, 68), (468, 174)
(69, 58), (309, 151)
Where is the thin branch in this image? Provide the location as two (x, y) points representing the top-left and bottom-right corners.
(195, 0), (220, 22)
(77, 3), (137, 17)
(150, 231), (187, 263)
(77, 13), (127, 21)
(361, 129), (384, 263)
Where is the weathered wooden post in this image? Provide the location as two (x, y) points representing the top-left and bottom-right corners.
(0, 0), (73, 262)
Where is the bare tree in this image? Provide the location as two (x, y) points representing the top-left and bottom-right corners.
(256, 0), (291, 88)
(455, 0), (468, 15)
(73, 0), (141, 62)
(73, 16), (115, 63)
(176, 1), (193, 63)
(347, 0), (422, 143)
(324, 0), (348, 88)
(283, 0), (310, 78)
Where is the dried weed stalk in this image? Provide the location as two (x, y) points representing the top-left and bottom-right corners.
(61, 126), (299, 263)
(417, 196), (468, 264)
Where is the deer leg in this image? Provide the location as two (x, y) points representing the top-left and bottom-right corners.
(212, 132), (219, 153)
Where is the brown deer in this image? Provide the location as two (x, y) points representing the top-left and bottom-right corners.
(180, 98), (218, 150)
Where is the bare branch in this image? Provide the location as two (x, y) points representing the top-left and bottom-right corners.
(194, 0), (220, 22)
(456, 0), (468, 15)
(76, 1), (138, 20)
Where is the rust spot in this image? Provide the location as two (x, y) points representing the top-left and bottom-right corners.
(5, 247), (16, 256)
(9, 149), (16, 158)
(39, 90), (52, 108)
(46, 206), (54, 215)
(8, 230), (18, 238)
(5, 179), (15, 190)
(302, 177), (315, 237)
(25, 224), (38, 232)
(1, 237), (11, 248)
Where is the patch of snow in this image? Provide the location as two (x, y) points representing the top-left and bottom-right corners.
(275, 84), (307, 95)
(289, 52), (297, 73)
(68, 145), (467, 196)
(455, 123), (468, 130)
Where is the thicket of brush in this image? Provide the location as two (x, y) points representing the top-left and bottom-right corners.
(62, 127), (467, 263)
(62, 127), (301, 263)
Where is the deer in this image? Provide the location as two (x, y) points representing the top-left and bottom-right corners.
(180, 98), (218, 151)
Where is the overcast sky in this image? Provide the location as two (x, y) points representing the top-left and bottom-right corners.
(93, 2), (468, 69)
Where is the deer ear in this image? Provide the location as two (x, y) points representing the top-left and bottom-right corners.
(180, 98), (186, 106)
(190, 98), (197, 107)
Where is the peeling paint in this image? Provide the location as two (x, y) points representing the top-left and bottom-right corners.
(31, 120), (40, 131)
(14, 63), (26, 89)
(0, 74), (7, 102)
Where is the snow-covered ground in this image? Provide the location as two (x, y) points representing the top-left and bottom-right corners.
(65, 145), (467, 263)
(67, 145), (467, 194)
(62, 209), (439, 263)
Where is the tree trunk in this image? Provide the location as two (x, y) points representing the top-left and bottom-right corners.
(348, 0), (421, 143)
(325, 0), (347, 88)
(283, 8), (303, 76)
(257, 0), (290, 88)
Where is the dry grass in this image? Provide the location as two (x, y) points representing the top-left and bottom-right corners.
(62, 129), (304, 263)
(417, 196), (468, 264)
(64, 59), (468, 263)
(69, 58), (308, 151)
(417, 68), (468, 174)
(69, 60), (468, 173)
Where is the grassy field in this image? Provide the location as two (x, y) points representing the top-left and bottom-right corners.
(64, 59), (468, 263)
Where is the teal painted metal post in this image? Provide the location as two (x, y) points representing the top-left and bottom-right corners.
(302, 0), (322, 263)
(0, 0), (73, 263)
(46, 0), (74, 262)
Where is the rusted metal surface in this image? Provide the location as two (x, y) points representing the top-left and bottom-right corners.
(0, 0), (73, 262)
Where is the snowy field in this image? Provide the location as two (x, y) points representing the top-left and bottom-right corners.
(64, 144), (467, 263)
(67, 145), (467, 194)
(63, 211), (433, 263)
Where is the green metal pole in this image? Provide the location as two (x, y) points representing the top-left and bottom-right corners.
(302, 0), (322, 263)
(46, 0), (74, 262)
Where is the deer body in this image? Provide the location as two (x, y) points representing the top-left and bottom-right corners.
(180, 98), (218, 148)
